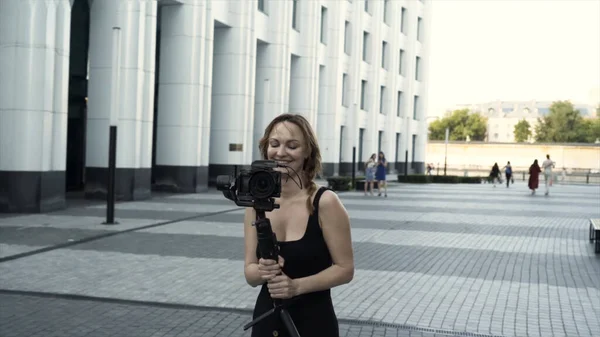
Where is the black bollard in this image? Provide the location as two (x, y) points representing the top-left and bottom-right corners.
(587, 172), (590, 184)
(352, 146), (356, 189)
(405, 149), (408, 177)
(443, 156), (447, 176)
(104, 125), (118, 225)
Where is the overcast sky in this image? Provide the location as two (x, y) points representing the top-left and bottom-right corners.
(427, 0), (600, 117)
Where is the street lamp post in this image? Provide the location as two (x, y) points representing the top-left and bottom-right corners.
(425, 116), (440, 176)
(103, 26), (121, 225)
(444, 127), (449, 176)
(405, 116), (409, 178)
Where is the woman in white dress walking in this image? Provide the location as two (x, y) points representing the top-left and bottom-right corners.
(542, 154), (556, 196)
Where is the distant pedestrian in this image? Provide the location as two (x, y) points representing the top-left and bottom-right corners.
(364, 153), (376, 196)
(490, 163), (501, 187)
(542, 154), (556, 196)
(376, 151), (388, 197)
(502, 161), (513, 188)
(528, 159), (541, 195)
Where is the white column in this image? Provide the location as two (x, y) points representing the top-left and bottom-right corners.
(41, 3), (58, 174)
(155, 1), (208, 192)
(341, 0), (362, 176)
(416, 0), (433, 173)
(317, 64), (336, 176)
(253, 0), (291, 161)
(253, 76), (271, 161)
(87, 0), (119, 168)
(386, 0), (401, 173)
(0, 0), (71, 213)
(53, 0), (72, 175)
(209, 0), (256, 175)
(402, 5), (418, 174)
(1, 0), (48, 174)
(318, 0), (342, 176)
(86, 0), (155, 200)
(200, 4), (214, 175)
(367, 1), (383, 161)
(140, 0), (158, 176)
(119, 0), (148, 178)
(289, 1), (319, 124)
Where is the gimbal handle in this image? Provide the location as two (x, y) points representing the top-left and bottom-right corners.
(254, 210), (280, 262)
(246, 210), (301, 337)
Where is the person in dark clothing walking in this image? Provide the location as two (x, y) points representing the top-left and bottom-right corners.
(528, 159), (542, 195)
(502, 161), (513, 188)
(490, 163), (501, 187)
(375, 152), (388, 197)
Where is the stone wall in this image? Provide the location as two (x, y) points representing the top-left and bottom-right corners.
(426, 141), (600, 172)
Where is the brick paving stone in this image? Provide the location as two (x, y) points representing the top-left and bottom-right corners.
(0, 183), (598, 337)
(0, 293), (453, 337)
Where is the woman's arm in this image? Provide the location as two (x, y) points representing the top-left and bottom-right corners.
(294, 190), (354, 295)
(243, 208), (263, 287)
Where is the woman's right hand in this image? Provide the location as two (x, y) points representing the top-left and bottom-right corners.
(258, 256), (284, 282)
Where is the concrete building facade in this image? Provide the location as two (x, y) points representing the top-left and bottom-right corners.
(0, 0), (431, 213)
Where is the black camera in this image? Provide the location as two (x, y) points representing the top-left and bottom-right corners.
(216, 160), (282, 212)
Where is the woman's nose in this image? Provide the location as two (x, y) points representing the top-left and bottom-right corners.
(276, 146), (286, 157)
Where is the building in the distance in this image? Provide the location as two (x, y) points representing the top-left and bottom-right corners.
(0, 0), (431, 213)
(450, 100), (597, 143)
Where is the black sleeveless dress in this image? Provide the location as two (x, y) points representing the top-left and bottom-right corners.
(251, 187), (339, 337)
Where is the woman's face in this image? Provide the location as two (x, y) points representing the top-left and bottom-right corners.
(266, 121), (307, 176)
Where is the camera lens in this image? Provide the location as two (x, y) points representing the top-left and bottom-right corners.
(249, 172), (275, 199)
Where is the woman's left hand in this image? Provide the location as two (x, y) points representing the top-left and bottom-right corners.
(267, 273), (299, 299)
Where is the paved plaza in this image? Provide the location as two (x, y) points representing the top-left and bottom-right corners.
(0, 181), (599, 337)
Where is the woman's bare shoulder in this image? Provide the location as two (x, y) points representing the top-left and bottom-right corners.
(316, 185), (343, 208)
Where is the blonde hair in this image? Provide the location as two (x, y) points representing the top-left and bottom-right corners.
(258, 114), (322, 214)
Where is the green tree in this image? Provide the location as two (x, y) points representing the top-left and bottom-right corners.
(513, 119), (532, 142)
(534, 100), (596, 143)
(579, 117), (600, 143)
(428, 109), (488, 141)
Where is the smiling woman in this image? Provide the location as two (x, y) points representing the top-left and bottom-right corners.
(243, 113), (354, 337)
(259, 114), (321, 209)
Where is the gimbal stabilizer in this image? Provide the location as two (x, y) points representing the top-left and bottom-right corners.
(216, 160), (303, 336)
(243, 210), (300, 337)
